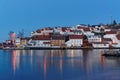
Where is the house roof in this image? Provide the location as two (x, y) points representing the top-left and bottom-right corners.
(105, 27), (111, 29)
(69, 29), (74, 32)
(21, 37), (31, 40)
(52, 35), (65, 40)
(105, 31), (116, 34)
(90, 27), (94, 31)
(92, 42), (109, 44)
(77, 26), (91, 32)
(69, 35), (83, 39)
(103, 38), (112, 42)
(49, 33), (53, 36)
(36, 29), (41, 33)
(84, 28), (90, 31)
(61, 28), (67, 32)
(32, 35), (51, 40)
(77, 26), (85, 29)
(44, 27), (53, 30)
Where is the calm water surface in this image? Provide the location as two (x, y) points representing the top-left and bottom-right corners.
(0, 49), (120, 80)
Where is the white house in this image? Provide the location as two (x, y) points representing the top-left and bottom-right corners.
(104, 30), (118, 43)
(41, 27), (53, 35)
(104, 27), (111, 32)
(28, 35), (51, 48)
(112, 34), (120, 48)
(31, 29), (42, 36)
(83, 28), (94, 36)
(53, 27), (64, 34)
(31, 28), (53, 37)
(87, 35), (102, 43)
(103, 38), (113, 45)
(15, 38), (21, 47)
(92, 42), (109, 48)
(65, 35), (83, 47)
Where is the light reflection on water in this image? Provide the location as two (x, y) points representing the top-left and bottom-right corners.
(0, 49), (120, 80)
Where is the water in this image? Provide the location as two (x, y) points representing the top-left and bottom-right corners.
(0, 49), (120, 80)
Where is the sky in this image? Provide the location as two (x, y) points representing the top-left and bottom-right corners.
(0, 0), (120, 41)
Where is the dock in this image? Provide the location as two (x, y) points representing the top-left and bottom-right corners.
(102, 50), (120, 57)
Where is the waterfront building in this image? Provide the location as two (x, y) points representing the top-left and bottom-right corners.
(83, 27), (94, 36)
(2, 40), (14, 48)
(103, 38), (113, 45)
(51, 35), (66, 48)
(87, 35), (102, 43)
(65, 35), (83, 47)
(15, 38), (21, 47)
(73, 29), (83, 35)
(92, 42), (109, 48)
(104, 27), (111, 32)
(104, 30), (118, 43)
(29, 35), (51, 47)
(20, 37), (30, 46)
(4, 25), (120, 49)
(112, 34), (120, 48)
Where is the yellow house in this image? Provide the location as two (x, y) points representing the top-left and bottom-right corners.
(20, 37), (30, 46)
(51, 35), (65, 47)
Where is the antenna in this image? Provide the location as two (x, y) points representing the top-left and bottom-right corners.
(110, 15), (113, 24)
(110, 15), (113, 29)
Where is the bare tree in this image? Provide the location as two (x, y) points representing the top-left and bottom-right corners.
(18, 29), (24, 38)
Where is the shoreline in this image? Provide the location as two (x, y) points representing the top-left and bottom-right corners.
(1, 47), (120, 50)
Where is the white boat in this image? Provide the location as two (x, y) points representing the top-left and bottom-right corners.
(102, 50), (120, 57)
(112, 43), (120, 48)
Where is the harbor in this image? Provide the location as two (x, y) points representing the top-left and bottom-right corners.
(102, 49), (120, 57)
(1, 24), (120, 50)
(4, 46), (117, 50)
(0, 49), (120, 80)
(1, 0), (120, 80)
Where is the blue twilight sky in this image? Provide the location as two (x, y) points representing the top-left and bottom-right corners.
(0, 0), (120, 41)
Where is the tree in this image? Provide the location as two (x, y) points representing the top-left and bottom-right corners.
(113, 20), (117, 25)
(17, 29), (24, 38)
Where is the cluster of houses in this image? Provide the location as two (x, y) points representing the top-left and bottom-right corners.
(2, 24), (120, 49)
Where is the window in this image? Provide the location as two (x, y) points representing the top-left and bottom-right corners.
(104, 44), (106, 46)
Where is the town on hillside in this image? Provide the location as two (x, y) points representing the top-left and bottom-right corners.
(1, 22), (120, 49)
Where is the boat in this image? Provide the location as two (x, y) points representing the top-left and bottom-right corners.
(111, 43), (120, 48)
(102, 50), (120, 57)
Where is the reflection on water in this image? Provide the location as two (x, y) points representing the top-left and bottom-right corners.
(0, 49), (120, 80)
(12, 50), (20, 74)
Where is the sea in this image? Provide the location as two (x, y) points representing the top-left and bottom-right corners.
(0, 49), (120, 80)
